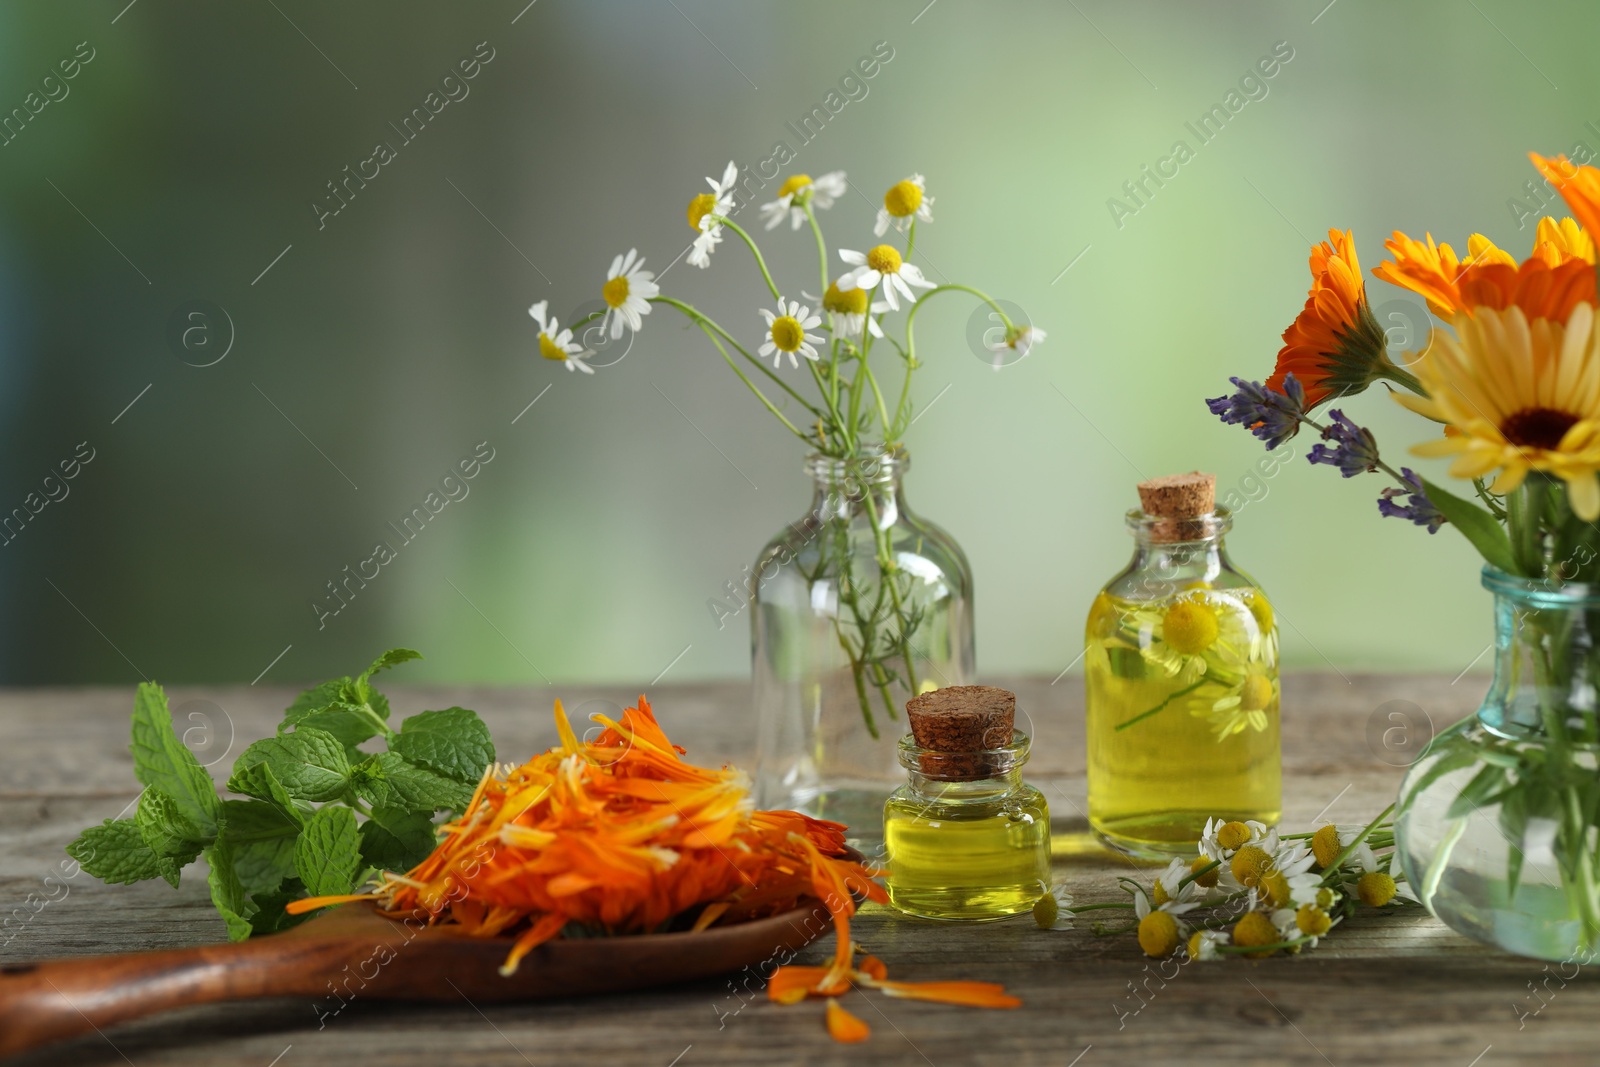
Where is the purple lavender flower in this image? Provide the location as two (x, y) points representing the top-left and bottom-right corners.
(1306, 409), (1381, 478)
(1205, 373), (1306, 450)
(1378, 467), (1446, 533)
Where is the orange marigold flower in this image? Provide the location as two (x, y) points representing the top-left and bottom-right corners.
(1267, 228), (1418, 410)
(1532, 152), (1600, 245)
(1373, 225), (1595, 323)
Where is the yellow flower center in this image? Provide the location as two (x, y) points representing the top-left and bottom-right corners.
(602, 275), (630, 309)
(687, 192), (717, 231)
(1137, 911), (1180, 958)
(778, 174), (812, 200)
(1296, 904), (1332, 937)
(1230, 845), (1272, 888)
(823, 281), (868, 315)
(1232, 911), (1279, 958)
(1246, 590), (1274, 634)
(1260, 870), (1291, 910)
(1240, 674), (1274, 712)
(1357, 870), (1397, 907)
(1311, 825), (1343, 869)
(538, 333), (567, 362)
(1033, 892), (1058, 929)
(770, 315), (804, 351)
(1163, 599), (1219, 655)
(1186, 931), (1208, 960)
(866, 244), (902, 275)
(1317, 887), (1336, 909)
(1216, 820), (1253, 851)
(884, 178), (922, 217)
(1152, 879), (1171, 907)
(1189, 855), (1219, 888)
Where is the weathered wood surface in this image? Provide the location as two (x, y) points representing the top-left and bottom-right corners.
(0, 674), (1581, 1066)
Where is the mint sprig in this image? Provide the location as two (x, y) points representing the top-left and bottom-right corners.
(65, 648), (494, 941)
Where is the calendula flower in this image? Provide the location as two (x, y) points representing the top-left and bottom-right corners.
(807, 282), (887, 340)
(1267, 229), (1416, 410)
(1531, 215), (1595, 265)
(1531, 152), (1600, 245)
(686, 160), (739, 269)
(1377, 466), (1445, 533)
(1033, 883), (1075, 930)
(986, 324), (1046, 363)
(874, 174), (934, 236)
(1393, 303), (1600, 520)
(759, 299), (826, 368)
(1372, 227), (1595, 323)
(1306, 410), (1382, 478)
(760, 171), (847, 231)
(600, 248), (659, 339)
(528, 300), (594, 375)
(837, 244), (935, 311)
(1206, 373), (1307, 449)
(1186, 929), (1229, 961)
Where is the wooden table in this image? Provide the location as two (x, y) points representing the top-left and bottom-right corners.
(0, 674), (1583, 1066)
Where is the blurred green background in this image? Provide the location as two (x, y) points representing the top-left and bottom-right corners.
(0, 0), (1592, 687)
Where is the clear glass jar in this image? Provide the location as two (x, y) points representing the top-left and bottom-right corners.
(1084, 507), (1281, 858)
(1395, 567), (1600, 961)
(883, 730), (1050, 921)
(751, 447), (973, 850)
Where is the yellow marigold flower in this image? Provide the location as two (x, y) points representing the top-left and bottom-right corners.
(1163, 598), (1219, 655)
(1232, 911), (1279, 958)
(1137, 911), (1180, 958)
(1392, 303), (1600, 521)
(1357, 870), (1397, 907)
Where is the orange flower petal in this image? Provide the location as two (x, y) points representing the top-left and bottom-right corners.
(867, 978), (1022, 1009)
(858, 955), (889, 981)
(826, 999), (871, 1043)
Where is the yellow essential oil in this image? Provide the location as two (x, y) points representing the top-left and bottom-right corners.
(883, 686), (1050, 921)
(1085, 478), (1281, 859)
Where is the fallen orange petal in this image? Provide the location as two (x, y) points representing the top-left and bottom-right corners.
(284, 893), (378, 915)
(868, 978), (1022, 1009)
(826, 999), (871, 1043)
(858, 955), (888, 981)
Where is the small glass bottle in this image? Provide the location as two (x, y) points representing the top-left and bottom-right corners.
(1084, 473), (1281, 859)
(883, 686), (1051, 921)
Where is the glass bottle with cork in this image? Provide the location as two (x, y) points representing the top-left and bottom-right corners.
(882, 685), (1051, 921)
(1084, 472), (1281, 859)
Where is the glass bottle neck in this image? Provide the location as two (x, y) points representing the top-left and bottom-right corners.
(1123, 509), (1233, 596)
(1479, 567), (1600, 736)
(806, 449), (907, 525)
(904, 765), (1024, 799)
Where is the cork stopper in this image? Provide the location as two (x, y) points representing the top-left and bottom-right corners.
(1136, 472), (1216, 543)
(905, 685), (1016, 780)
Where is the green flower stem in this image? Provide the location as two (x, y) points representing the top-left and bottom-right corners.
(652, 296), (822, 423)
(1375, 356), (1427, 397)
(804, 202), (830, 304)
(1213, 934), (1319, 954)
(690, 321), (810, 445)
(1178, 859), (1218, 891)
(1318, 802), (1395, 884)
(1116, 676), (1218, 731)
(896, 284), (1013, 439)
(710, 217), (782, 302)
(905, 217), (917, 261)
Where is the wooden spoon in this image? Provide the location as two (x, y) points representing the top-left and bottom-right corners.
(0, 898), (833, 1057)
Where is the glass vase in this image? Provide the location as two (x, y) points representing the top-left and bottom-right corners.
(1395, 566), (1600, 961)
(751, 446), (973, 851)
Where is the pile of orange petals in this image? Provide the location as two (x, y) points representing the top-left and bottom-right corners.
(1372, 224), (1596, 322)
(769, 946), (1021, 1044)
(290, 695), (885, 979)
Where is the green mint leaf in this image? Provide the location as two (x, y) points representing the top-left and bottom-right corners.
(67, 816), (178, 886)
(225, 761), (306, 828)
(130, 682), (222, 836)
(220, 799), (300, 896)
(246, 880), (311, 936)
(356, 752), (474, 813)
(205, 838), (258, 942)
(361, 648), (422, 683)
(135, 787), (208, 866)
(282, 678), (350, 728)
(289, 701), (388, 749)
(393, 707), (495, 785)
(229, 727), (351, 802)
(294, 805), (362, 897)
(358, 807), (437, 873)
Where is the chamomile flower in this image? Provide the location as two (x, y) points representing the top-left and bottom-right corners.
(760, 171), (847, 231)
(600, 248), (659, 340)
(806, 282), (888, 339)
(758, 299), (825, 368)
(686, 160), (738, 269)
(1201, 668), (1276, 739)
(1186, 929), (1229, 961)
(1033, 883), (1075, 930)
(986, 323), (1046, 364)
(1227, 835), (1314, 906)
(1352, 849), (1416, 907)
(1271, 903), (1335, 950)
(1134, 888), (1200, 958)
(874, 173), (934, 236)
(528, 300), (594, 375)
(837, 245), (935, 311)
(1150, 858), (1203, 908)
(1199, 817), (1270, 862)
(1309, 823), (1365, 870)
